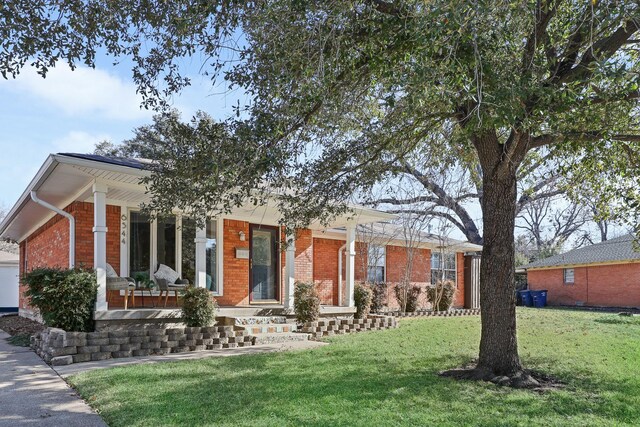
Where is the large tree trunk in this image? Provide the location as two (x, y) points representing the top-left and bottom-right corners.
(476, 164), (522, 375)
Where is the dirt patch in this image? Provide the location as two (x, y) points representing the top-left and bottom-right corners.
(440, 361), (564, 392)
(0, 314), (45, 337)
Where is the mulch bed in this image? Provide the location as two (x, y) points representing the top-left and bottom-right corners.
(0, 314), (45, 337)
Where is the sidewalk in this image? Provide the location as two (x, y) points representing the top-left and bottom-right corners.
(0, 331), (106, 426)
(54, 339), (327, 378)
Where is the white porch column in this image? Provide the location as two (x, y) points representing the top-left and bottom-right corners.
(194, 224), (207, 288)
(284, 233), (296, 310)
(345, 223), (356, 308)
(93, 182), (108, 311)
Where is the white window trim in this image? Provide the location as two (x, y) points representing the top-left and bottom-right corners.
(125, 210), (224, 296)
(564, 268), (575, 285)
(431, 251), (457, 286)
(367, 244), (387, 283)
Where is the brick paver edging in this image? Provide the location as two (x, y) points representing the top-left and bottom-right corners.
(31, 325), (255, 366)
(301, 315), (397, 340)
(386, 308), (481, 318)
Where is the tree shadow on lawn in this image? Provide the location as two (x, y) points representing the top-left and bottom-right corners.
(70, 348), (640, 427)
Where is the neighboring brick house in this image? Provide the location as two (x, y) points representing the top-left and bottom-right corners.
(523, 235), (640, 308)
(0, 153), (481, 319)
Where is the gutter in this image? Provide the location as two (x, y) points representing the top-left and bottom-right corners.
(29, 191), (75, 268)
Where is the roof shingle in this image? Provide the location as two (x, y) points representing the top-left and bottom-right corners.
(522, 234), (640, 269)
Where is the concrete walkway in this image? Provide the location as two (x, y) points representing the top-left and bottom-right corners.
(0, 331), (106, 427)
(54, 339), (327, 378)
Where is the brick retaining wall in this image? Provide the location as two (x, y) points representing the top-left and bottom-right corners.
(301, 315), (397, 340)
(31, 325), (255, 366)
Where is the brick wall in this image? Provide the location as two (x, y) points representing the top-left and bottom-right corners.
(18, 201), (121, 312)
(528, 263), (640, 308)
(313, 238), (344, 305)
(219, 219), (251, 306)
(294, 229), (313, 282)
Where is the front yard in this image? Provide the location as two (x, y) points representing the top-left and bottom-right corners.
(69, 309), (640, 426)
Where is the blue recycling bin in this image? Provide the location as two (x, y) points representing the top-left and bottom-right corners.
(519, 290), (533, 307)
(530, 290), (548, 307)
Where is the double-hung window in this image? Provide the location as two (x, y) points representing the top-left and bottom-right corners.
(431, 252), (456, 284)
(367, 245), (386, 283)
(563, 268), (574, 285)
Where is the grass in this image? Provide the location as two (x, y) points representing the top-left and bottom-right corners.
(69, 309), (640, 426)
(6, 333), (31, 347)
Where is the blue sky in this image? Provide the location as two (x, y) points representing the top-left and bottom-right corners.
(0, 58), (246, 211)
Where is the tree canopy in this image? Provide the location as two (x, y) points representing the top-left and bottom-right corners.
(3, 0), (640, 383)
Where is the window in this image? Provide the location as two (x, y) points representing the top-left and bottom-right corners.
(206, 219), (218, 293)
(129, 211), (151, 277)
(181, 218), (196, 285)
(564, 268), (574, 284)
(431, 252), (456, 284)
(367, 245), (386, 283)
(156, 216), (176, 270)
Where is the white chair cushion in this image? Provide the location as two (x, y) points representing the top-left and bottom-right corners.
(154, 264), (180, 285)
(106, 263), (119, 278)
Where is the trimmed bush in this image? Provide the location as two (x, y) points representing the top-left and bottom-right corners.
(181, 286), (218, 327)
(426, 280), (456, 311)
(293, 281), (320, 324)
(394, 282), (421, 313)
(23, 268), (97, 332)
(354, 282), (372, 319)
(370, 282), (388, 313)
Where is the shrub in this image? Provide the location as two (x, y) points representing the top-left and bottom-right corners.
(181, 286), (218, 327)
(293, 281), (320, 323)
(426, 280), (457, 311)
(354, 282), (372, 319)
(394, 281), (421, 313)
(370, 282), (388, 313)
(23, 267), (97, 332)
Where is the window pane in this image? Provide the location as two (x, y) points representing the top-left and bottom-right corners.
(181, 218), (196, 285)
(431, 252), (441, 269)
(156, 216), (176, 270)
(564, 268), (574, 284)
(130, 211), (150, 277)
(367, 266), (384, 283)
(206, 220), (217, 292)
(368, 245), (385, 268)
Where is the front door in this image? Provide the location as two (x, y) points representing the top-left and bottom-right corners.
(249, 224), (279, 302)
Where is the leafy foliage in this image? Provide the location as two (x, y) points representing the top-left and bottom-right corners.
(23, 268), (97, 332)
(181, 287), (217, 327)
(293, 281), (320, 324)
(427, 280), (457, 312)
(354, 282), (373, 319)
(5, 0), (640, 373)
(370, 282), (388, 313)
(394, 282), (421, 313)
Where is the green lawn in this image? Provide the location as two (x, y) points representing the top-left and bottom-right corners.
(69, 309), (640, 426)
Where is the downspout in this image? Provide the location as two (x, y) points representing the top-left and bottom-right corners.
(30, 191), (75, 268)
(338, 243), (346, 306)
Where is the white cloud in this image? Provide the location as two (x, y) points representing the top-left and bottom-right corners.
(52, 130), (111, 154)
(1, 65), (152, 121)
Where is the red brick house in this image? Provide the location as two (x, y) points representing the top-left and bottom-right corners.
(0, 153), (481, 323)
(524, 235), (640, 308)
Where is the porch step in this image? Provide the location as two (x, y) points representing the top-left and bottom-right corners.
(239, 323), (300, 335)
(233, 316), (289, 326)
(252, 332), (310, 345)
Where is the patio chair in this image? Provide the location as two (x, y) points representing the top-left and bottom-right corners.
(153, 264), (190, 307)
(105, 264), (136, 309)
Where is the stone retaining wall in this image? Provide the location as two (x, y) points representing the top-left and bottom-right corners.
(386, 308), (481, 318)
(301, 315), (397, 340)
(31, 325), (255, 366)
